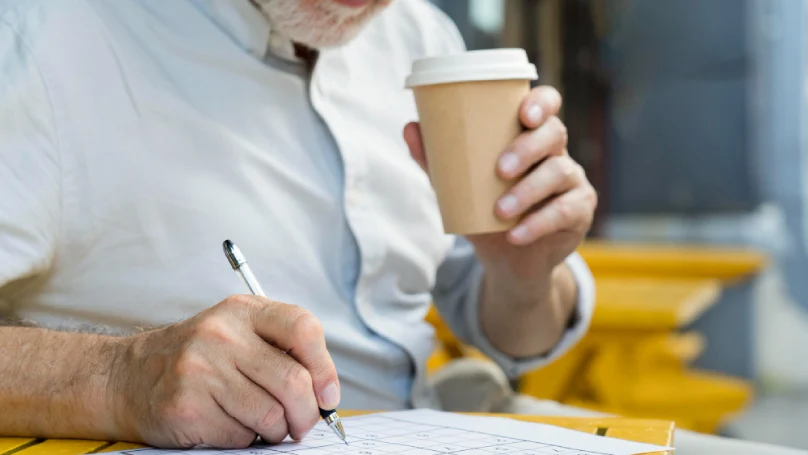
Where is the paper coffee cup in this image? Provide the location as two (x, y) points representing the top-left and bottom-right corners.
(406, 49), (538, 235)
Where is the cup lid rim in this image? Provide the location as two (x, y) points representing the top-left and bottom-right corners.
(405, 48), (538, 88)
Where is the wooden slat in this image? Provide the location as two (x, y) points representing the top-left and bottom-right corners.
(97, 442), (144, 453)
(605, 427), (673, 454)
(605, 427), (673, 446)
(591, 277), (721, 330)
(0, 438), (36, 454)
(343, 411), (673, 430)
(579, 241), (767, 282)
(504, 416), (674, 431)
(13, 440), (108, 455)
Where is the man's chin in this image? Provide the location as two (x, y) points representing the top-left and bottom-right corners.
(331, 0), (373, 8)
(256, 0), (391, 50)
(286, 9), (384, 48)
(290, 27), (365, 49)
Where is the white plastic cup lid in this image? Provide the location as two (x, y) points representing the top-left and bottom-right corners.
(405, 49), (538, 88)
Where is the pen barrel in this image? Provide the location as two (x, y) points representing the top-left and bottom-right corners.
(238, 266), (266, 297)
(320, 408), (335, 420)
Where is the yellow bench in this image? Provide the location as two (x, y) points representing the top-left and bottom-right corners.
(428, 242), (767, 434)
(578, 241), (767, 283)
(521, 276), (751, 432)
(591, 277), (721, 330)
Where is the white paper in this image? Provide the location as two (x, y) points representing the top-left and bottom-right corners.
(107, 409), (672, 455)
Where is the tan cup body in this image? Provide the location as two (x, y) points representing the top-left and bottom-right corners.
(414, 79), (529, 235)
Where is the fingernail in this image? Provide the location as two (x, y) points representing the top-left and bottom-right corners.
(498, 152), (520, 175)
(497, 195), (519, 216)
(527, 104), (543, 124)
(510, 225), (530, 242)
(319, 382), (340, 410)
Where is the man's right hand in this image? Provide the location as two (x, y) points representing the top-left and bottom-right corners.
(107, 295), (340, 449)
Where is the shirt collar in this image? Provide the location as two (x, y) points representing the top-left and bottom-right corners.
(191, 0), (300, 62)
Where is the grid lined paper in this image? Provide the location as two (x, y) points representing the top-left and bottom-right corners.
(115, 414), (612, 455)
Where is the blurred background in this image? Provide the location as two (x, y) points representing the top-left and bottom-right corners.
(425, 0), (808, 450)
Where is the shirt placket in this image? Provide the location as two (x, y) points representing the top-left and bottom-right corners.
(308, 53), (440, 409)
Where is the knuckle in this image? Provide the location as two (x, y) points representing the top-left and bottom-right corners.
(258, 403), (285, 432)
(555, 200), (575, 225)
(227, 429), (257, 449)
(160, 394), (199, 427)
(570, 161), (586, 182)
(550, 117), (568, 141)
(585, 186), (599, 209)
(553, 157), (576, 180)
(289, 310), (324, 346)
(194, 315), (235, 344)
(174, 351), (212, 377)
(310, 360), (338, 386)
(283, 364), (314, 399)
(222, 294), (255, 309)
(254, 298), (279, 321)
(223, 294), (272, 317)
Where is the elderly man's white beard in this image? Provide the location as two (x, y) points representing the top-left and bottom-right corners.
(253, 0), (390, 49)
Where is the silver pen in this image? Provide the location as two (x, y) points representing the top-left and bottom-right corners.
(223, 240), (348, 444)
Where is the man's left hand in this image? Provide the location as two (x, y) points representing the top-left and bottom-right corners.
(404, 86), (597, 284)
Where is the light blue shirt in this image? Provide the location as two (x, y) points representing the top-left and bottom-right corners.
(0, 0), (594, 409)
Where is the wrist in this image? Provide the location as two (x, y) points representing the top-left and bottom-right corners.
(39, 332), (132, 440)
(481, 261), (577, 329)
(104, 334), (139, 442)
(481, 262), (578, 357)
(550, 262), (579, 325)
(482, 261), (555, 311)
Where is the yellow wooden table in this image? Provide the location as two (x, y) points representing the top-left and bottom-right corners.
(0, 412), (674, 455)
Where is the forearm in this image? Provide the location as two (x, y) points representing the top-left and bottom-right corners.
(479, 262), (577, 358)
(0, 324), (126, 439)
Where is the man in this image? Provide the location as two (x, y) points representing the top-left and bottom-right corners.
(0, 1), (802, 454)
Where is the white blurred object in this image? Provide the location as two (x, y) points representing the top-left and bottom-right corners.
(754, 265), (808, 388)
(602, 203), (790, 254)
(469, 0), (503, 35)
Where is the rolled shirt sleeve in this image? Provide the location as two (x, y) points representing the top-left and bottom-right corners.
(432, 237), (595, 378)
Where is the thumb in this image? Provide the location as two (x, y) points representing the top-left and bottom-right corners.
(403, 121), (428, 172)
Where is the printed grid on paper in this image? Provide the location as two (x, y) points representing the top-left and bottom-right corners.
(120, 414), (609, 455)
